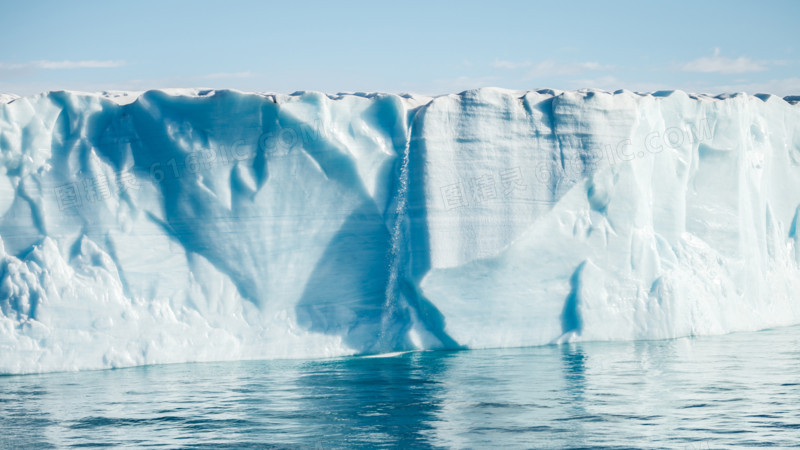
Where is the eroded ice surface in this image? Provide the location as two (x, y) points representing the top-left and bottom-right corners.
(0, 88), (798, 373)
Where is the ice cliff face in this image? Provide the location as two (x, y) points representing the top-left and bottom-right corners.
(0, 88), (798, 373)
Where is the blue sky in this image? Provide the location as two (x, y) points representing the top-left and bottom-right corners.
(1, 0), (798, 96)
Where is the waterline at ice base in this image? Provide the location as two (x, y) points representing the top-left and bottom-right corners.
(0, 88), (798, 374)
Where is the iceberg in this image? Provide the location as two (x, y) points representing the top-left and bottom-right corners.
(0, 87), (798, 374)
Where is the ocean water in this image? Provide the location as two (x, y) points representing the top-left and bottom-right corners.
(1, 326), (799, 448)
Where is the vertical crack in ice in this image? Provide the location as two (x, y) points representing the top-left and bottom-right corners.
(377, 123), (411, 352)
(376, 105), (460, 353)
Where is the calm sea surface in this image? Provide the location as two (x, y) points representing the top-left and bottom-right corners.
(2, 326), (799, 448)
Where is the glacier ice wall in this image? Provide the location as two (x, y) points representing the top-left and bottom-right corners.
(0, 88), (798, 373)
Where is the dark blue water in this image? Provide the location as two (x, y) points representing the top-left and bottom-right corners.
(2, 326), (799, 448)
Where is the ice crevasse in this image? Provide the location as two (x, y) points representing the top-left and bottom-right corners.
(0, 87), (798, 374)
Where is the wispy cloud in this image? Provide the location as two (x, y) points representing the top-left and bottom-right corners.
(201, 71), (256, 80)
(432, 75), (500, 94)
(566, 75), (800, 96)
(703, 77), (800, 96)
(680, 48), (766, 74)
(0, 60), (126, 70)
(570, 76), (672, 93)
(526, 61), (612, 78)
(492, 59), (613, 78)
(491, 59), (531, 70)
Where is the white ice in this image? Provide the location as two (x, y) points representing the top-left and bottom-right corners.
(0, 88), (798, 373)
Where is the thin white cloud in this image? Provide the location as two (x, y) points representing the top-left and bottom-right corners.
(703, 77), (800, 96)
(432, 75), (500, 94)
(0, 60), (126, 70)
(492, 59), (612, 77)
(570, 76), (672, 93)
(201, 71), (256, 80)
(526, 60), (612, 78)
(567, 75), (800, 96)
(491, 59), (531, 70)
(680, 48), (766, 74)
(0, 73), (269, 97)
(571, 75), (623, 90)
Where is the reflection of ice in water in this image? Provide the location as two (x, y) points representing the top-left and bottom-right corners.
(1, 325), (798, 447)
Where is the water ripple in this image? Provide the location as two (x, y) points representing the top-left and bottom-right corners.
(1, 325), (799, 447)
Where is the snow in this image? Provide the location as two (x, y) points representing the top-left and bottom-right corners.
(0, 93), (19, 104)
(0, 87), (798, 374)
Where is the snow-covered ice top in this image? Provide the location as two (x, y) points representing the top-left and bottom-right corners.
(0, 93), (19, 104)
(0, 87), (798, 374)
